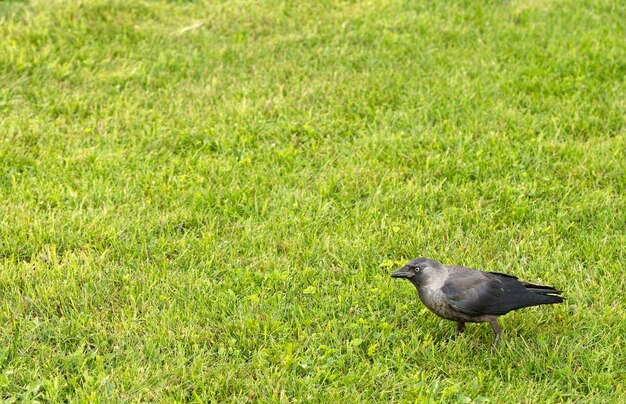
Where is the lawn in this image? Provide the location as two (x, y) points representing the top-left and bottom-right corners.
(1, 0), (625, 401)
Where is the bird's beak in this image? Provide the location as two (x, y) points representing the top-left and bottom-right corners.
(391, 266), (414, 279)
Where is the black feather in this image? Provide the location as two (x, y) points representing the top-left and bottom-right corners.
(442, 271), (564, 316)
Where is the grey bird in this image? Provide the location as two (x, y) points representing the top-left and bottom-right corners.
(391, 257), (564, 351)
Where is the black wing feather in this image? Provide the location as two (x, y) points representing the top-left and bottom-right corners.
(442, 271), (563, 316)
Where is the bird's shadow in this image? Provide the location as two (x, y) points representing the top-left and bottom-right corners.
(443, 317), (558, 357)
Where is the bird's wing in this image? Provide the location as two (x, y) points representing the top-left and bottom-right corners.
(441, 270), (536, 316)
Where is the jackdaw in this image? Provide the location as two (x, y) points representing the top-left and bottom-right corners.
(391, 257), (563, 350)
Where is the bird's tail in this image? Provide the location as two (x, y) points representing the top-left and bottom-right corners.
(521, 282), (564, 304)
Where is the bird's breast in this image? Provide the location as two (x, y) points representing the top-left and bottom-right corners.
(417, 286), (469, 322)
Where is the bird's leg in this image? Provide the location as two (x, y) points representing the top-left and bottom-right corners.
(456, 321), (465, 335)
(488, 318), (502, 352)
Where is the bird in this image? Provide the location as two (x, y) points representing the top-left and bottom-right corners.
(391, 257), (564, 351)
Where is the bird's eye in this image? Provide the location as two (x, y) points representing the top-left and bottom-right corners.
(414, 266), (421, 272)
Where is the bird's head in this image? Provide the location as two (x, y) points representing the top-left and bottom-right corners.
(390, 257), (445, 285)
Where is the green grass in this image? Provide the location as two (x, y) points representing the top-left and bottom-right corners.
(1, 0), (625, 401)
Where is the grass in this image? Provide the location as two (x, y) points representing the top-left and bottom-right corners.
(1, 0), (625, 401)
